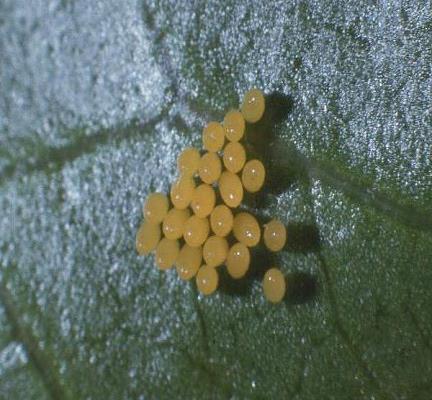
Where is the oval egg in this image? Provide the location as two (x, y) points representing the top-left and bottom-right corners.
(176, 245), (202, 280)
(263, 268), (286, 303)
(232, 212), (261, 247)
(162, 208), (190, 240)
(136, 221), (161, 255)
(242, 159), (266, 193)
(218, 171), (243, 208)
(183, 215), (210, 247)
(196, 265), (219, 295)
(241, 88), (265, 123)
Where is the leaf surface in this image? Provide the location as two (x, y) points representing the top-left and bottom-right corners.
(1, 1), (432, 399)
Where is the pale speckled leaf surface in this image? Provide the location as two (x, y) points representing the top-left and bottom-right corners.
(1, 1), (432, 399)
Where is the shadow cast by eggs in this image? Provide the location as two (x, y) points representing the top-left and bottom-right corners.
(218, 247), (272, 297)
(218, 256), (318, 306)
(243, 91), (309, 198)
(217, 267), (252, 297)
(285, 223), (320, 253)
(218, 222), (320, 298)
(248, 247), (273, 281)
(219, 90), (321, 303)
(246, 91), (293, 156)
(228, 215), (320, 255)
(263, 91), (293, 124)
(284, 272), (318, 305)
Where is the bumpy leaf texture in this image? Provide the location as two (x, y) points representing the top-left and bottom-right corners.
(1, 0), (431, 399)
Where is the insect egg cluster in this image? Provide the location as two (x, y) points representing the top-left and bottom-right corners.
(136, 89), (288, 303)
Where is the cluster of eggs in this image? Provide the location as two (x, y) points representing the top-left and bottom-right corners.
(136, 89), (287, 303)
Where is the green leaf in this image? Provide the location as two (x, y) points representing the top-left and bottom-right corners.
(1, 1), (432, 399)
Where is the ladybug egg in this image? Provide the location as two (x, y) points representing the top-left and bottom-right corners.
(203, 121), (225, 152)
(170, 176), (195, 210)
(226, 242), (250, 279)
(218, 171), (244, 208)
(263, 268), (286, 303)
(241, 159), (266, 193)
(263, 219), (286, 252)
(223, 141), (246, 173)
(191, 184), (216, 218)
(143, 192), (169, 224)
(223, 110), (245, 142)
(196, 265), (219, 295)
(136, 221), (161, 255)
(176, 245), (202, 280)
(177, 147), (200, 176)
(241, 88), (265, 123)
(198, 152), (222, 184)
(162, 208), (190, 240)
(203, 235), (229, 267)
(232, 212), (261, 247)
(183, 215), (210, 247)
(155, 238), (179, 270)
(210, 204), (233, 237)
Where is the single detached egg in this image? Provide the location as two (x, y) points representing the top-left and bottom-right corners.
(232, 212), (261, 247)
(263, 268), (286, 303)
(226, 242), (250, 279)
(196, 265), (219, 295)
(136, 221), (161, 255)
(218, 171), (243, 208)
(177, 147), (200, 177)
(241, 88), (265, 123)
(155, 238), (180, 270)
(170, 175), (195, 210)
(203, 121), (225, 152)
(263, 219), (287, 252)
(223, 141), (246, 173)
(210, 204), (233, 237)
(203, 235), (229, 267)
(143, 192), (169, 224)
(242, 159), (266, 193)
(198, 152), (222, 184)
(191, 184), (216, 218)
(176, 245), (202, 280)
(183, 215), (210, 247)
(223, 110), (245, 142)
(162, 208), (190, 240)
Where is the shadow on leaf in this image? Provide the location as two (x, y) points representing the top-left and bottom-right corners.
(284, 223), (321, 253)
(284, 272), (318, 305)
(219, 91), (320, 305)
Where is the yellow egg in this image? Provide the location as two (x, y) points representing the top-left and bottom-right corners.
(190, 184), (216, 218)
(232, 212), (261, 247)
(198, 152), (222, 184)
(176, 245), (202, 280)
(263, 268), (286, 303)
(183, 215), (210, 247)
(162, 208), (190, 240)
(170, 176), (195, 209)
(241, 159), (266, 193)
(263, 219), (287, 252)
(226, 242), (250, 279)
(223, 110), (245, 142)
(210, 204), (233, 237)
(143, 192), (169, 224)
(136, 221), (161, 255)
(177, 147), (201, 176)
(203, 235), (229, 267)
(202, 121), (225, 152)
(223, 142), (246, 173)
(155, 238), (180, 270)
(196, 265), (219, 295)
(218, 171), (243, 208)
(241, 88), (265, 123)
